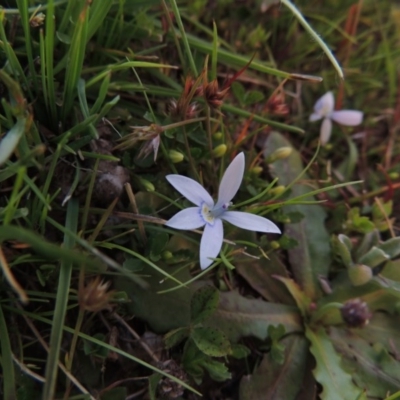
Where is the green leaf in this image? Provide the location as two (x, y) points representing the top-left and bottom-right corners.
(231, 343), (251, 359)
(378, 237), (400, 259)
(372, 199), (393, 220)
(191, 326), (231, 357)
(358, 246), (390, 268)
(354, 312), (400, 351)
(244, 90), (265, 105)
(330, 327), (400, 397)
(264, 131), (331, 299)
(236, 252), (295, 304)
(190, 285), (219, 324)
(347, 208), (375, 234)
(148, 373), (162, 400)
(116, 264), (201, 332)
(331, 235), (353, 267)
(239, 335), (309, 400)
(274, 277), (311, 317)
(205, 291), (302, 342)
(149, 232), (169, 261)
(305, 327), (363, 400)
(201, 358), (231, 381)
(231, 81), (246, 104)
(354, 230), (380, 260)
(182, 339), (231, 382)
(164, 327), (190, 349)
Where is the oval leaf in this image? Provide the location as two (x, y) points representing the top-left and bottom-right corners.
(191, 326), (231, 357)
(191, 285), (219, 324)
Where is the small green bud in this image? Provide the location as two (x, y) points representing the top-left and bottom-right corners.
(139, 178), (155, 192)
(266, 147), (292, 163)
(389, 171), (399, 179)
(269, 185), (286, 197)
(270, 241), (280, 249)
(212, 144), (227, 158)
(168, 149), (184, 163)
(162, 250), (173, 260)
(213, 132), (223, 140)
(348, 264), (373, 286)
(324, 143), (333, 151)
(250, 166), (263, 175)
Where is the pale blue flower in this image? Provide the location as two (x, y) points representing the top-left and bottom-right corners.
(165, 152), (281, 270)
(309, 91), (363, 145)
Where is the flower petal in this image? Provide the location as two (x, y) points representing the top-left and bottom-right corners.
(330, 110), (363, 126)
(309, 112), (322, 122)
(200, 219), (223, 270)
(216, 152), (245, 207)
(313, 91), (334, 118)
(221, 211), (281, 233)
(165, 207), (205, 230)
(166, 175), (213, 206)
(320, 117), (332, 145)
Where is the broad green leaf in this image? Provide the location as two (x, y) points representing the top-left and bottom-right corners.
(116, 264), (203, 332)
(378, 237), (400, 259)
(274, 276), (311, 317)
(236, 253), (294, 304)
(321, 279), (400, 316)
(264, 131), (331, 299)
(355, 230), (380, 261)
(191, 327), (231, 357)
(330, 327), (400, 397)
(239, 335), (309, 400)
(381, 260), (400, 281)
(0, 117), (26, 165)
(354, 312), (400, 351)
(359, 246), (390, 268)
(305, 327), (362, 400)
(190, 285), (219, 324)
(205, 291), (302, 342)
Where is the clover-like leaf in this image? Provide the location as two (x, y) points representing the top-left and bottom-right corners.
(191, 326), (231, 357)
(190, 285), (219, 324)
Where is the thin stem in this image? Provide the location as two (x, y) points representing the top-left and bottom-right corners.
(182, 126), (199, 180)
(63, 307), (85, 400)
(280, 0), (343, 79)
(168, 0), (198, 76)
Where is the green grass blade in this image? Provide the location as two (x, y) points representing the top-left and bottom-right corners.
(0, 305), (17, 400)
(42, 198), (79, 400)
(280, 0), (343, 79)
(61, 3), (89, 121)
(15, 0), (39, 92)
(44, 0), (58, 125)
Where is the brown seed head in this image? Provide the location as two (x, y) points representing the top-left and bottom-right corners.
(79, 276), (115, 313)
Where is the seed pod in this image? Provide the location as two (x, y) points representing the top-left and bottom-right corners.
(212, 144), (227, 158)
(341, 298), (372, 328)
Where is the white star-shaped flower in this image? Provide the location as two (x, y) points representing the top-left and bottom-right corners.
(309, 91), (363, 145)
(165, 152), (281, 270)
